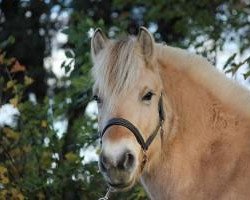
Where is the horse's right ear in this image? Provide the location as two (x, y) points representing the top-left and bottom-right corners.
(137, 26), (154, 62)
(91, 28), (108, 60)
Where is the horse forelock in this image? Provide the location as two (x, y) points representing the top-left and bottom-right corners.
(92, 36), (144, 107)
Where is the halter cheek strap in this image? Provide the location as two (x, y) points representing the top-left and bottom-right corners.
(100, 93), (165, 152)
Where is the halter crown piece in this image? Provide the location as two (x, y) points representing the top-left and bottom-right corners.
(98, 93), (165, 200)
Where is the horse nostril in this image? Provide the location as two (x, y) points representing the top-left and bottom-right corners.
(100, 151), (135, 172)
(118, 151), (135, 171)
(124, 152), (135, 170)
(100, 154), (110, 172)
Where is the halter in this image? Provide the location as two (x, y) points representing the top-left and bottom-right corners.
(100, 93), (165, 151)
(98, 94), (165, 200)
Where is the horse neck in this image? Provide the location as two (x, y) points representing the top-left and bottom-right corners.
(140, 44), (250, 199)
(155, 43), (250, 143)
(155, 43), (250, 160)
(156, 43), (250, 119)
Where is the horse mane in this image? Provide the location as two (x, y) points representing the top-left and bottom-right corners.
(92, 37), (141, 99)
(156, 44), (250, 119)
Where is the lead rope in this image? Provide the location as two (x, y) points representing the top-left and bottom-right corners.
(98, 187), (113, 200)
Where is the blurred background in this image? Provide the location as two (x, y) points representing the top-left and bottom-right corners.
(0, 0), (249, 199)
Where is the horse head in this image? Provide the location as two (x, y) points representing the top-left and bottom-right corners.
(91, 27), (167, 191)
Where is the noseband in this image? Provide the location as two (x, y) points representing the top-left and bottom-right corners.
(100, 93), (165, 160)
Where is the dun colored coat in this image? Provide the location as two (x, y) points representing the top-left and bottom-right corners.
(91, 27), (250, 200)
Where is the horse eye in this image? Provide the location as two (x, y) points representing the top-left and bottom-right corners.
(142, 91), (154, 101)
(93, 95), (102, 103)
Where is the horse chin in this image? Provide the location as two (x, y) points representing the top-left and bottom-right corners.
(108, 178), (135, 192)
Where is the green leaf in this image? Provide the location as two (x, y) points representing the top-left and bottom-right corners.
(65, 50), (74, 58)
(223, 53), (237, 70)
(65, 64), (71, 73)
(3, 127), (20, 140)
(61, 28), (69, 35)
(0, 36), (15, 49)
(60, 61), (66, 68)
(65, 152), (79, 163)
(243, 71), (250, 80)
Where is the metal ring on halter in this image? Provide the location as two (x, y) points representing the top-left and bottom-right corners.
(98, 187), (113, 200)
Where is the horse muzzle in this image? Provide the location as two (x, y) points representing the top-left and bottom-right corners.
(99, 150), (136, 191)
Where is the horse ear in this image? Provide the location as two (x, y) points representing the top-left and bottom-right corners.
(137, 27), (154, 61)
(91, 28), (108, 60)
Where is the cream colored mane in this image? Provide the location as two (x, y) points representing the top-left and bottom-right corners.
(92, 37), (141, 98)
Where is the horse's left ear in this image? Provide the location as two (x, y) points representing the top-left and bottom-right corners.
(137, 27), (155, 61)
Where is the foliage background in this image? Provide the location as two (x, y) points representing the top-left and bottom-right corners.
(0, 0), (249, 199)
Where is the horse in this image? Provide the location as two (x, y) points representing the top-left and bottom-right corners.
(90, 27), (250, 200)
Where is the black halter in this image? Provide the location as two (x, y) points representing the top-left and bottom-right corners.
(100, 94), (165, 151)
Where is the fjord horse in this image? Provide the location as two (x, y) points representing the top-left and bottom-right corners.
(91, 27), (250, 200)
